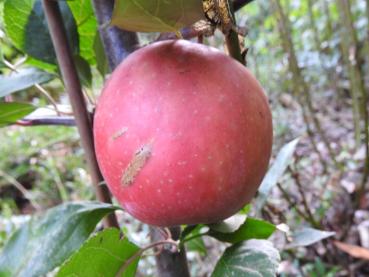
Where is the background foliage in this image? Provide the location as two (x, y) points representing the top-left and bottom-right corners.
(1, 0), (369, 276)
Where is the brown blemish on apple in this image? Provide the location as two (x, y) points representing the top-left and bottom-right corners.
(121, 140), (153, 186)
(112, 127), (128, 140)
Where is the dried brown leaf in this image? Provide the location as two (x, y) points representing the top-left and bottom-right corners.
(334, 240), (369, 260)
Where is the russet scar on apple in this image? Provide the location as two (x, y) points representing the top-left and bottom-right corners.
(121, 140), (154, 186)
(112, 127), (128, 140)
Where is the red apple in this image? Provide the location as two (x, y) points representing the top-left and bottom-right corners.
(93, 40), (272, 227)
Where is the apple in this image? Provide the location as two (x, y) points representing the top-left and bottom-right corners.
(93, 40), (272, 227)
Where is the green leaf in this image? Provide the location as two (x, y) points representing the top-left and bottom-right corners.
(26, 57), (58, 73)
(0, 48), (5, 69)
(212, 240), (280, 277)
(286, 227), (335, 249)
(111, 0), (205, 33)
(209, 218), (276, 244)
(57, 228), (140, 277)
(74, 55), (92, 87)
(67, 0), (98, 65)
(4, 0), (79, 65)
(186, 236), (207, 256)
(181, 224), (202, 241)
(93, 31), (110, 77)
(0, 68), (54, 98)
(0, 102), (36, 127)
(181, 225), (208, 256)
(0, 202), (118, 277)
(255, 138), (300, 211)
(239, 204), (251, 215)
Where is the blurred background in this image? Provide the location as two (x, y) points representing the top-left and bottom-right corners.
(1, 0), (369, 276)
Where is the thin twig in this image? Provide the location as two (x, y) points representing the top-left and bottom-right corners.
(289, 166), (320, 228)
(34, 84), (61, 115)
(16, 117), (76, 126)
(163, 227), (172, 240)
(3, 59), (61, 116)
(0, 169), (41, 211)
(276, 182), (312, 223)
(115, 239), (179, 277)
(225, 25), (245, 64)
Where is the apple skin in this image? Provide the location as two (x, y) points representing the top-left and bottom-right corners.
(93, 40), (272, 227)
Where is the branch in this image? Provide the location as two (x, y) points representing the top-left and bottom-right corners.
(289, 166), (320, 228)
(3, 59), (62, 115)
(42, 0), (118, 228)
(16, 117), (76, 127)
(225, 3), (244, 65)
(0, 169), (41, 211)
(91, 0), (139, 69)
